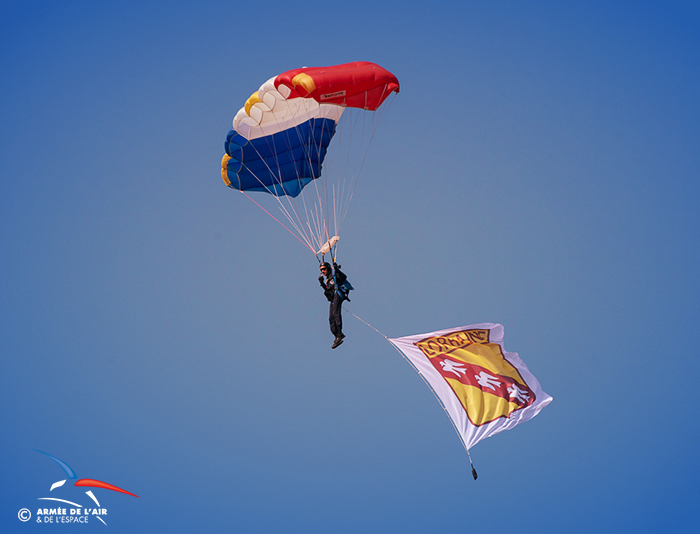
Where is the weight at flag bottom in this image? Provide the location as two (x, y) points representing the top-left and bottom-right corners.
(389, 323), (552, 451)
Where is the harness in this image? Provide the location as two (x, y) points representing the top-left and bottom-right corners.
(335, 276), (354, 302)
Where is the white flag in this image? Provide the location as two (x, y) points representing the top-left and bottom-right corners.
(390, 323), (552, 451)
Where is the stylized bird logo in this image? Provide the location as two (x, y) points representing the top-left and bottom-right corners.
(35, 450), (138, 526)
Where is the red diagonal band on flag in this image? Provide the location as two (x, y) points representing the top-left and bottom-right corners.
(430, 354), (535, 408)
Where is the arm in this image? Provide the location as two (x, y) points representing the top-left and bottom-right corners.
(319, 275), (334, 301)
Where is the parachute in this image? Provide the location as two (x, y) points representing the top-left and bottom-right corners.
(221, 61), (399, 260)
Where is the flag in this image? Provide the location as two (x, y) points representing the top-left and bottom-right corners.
(389, 323), (552, 451)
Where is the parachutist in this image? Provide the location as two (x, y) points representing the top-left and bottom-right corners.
(319, 262), (353, 349)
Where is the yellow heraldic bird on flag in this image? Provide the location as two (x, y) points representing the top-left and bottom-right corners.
(389, 323), (552, 479)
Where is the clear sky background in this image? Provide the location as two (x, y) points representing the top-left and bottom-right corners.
(2, 1), (699, 532)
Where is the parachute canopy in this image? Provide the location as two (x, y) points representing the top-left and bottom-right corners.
(221, 61), (399, 198)
(221, 61), (398, 259)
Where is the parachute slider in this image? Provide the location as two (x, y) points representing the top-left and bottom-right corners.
(317, 236), (340, 256)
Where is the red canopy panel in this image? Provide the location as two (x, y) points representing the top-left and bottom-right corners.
(275, 61), (399, 110)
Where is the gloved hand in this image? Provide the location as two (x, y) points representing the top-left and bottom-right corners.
(333, 262), (340, 269)
(318, 275), (325, 284)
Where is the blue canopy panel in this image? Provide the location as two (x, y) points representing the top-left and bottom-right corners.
(223, 118), (337, 198)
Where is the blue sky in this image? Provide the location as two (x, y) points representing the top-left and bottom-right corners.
(1, 1), (699, 532)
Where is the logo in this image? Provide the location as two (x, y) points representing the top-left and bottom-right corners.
(320, 89), (346, 100)
(414, 329), (536, 426)
(20, 450), (138, 526)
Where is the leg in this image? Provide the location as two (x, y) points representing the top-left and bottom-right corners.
(329, 295), (343, 338)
